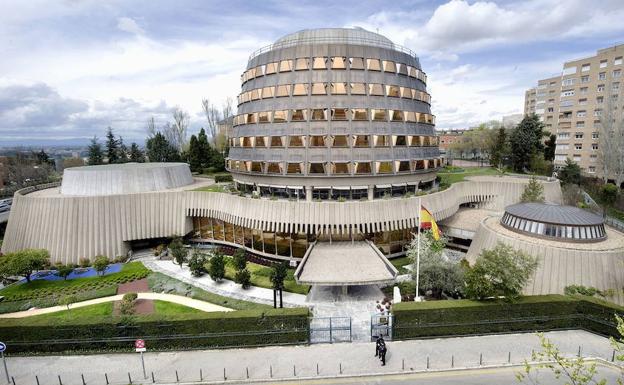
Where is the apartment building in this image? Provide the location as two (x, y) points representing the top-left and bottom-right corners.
(524, 87), (536, 115)
(524, 44), (624, 176)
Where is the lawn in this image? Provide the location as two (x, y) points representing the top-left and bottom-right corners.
(389, 256), (411, 275)
(25, 302), (114, 321)
(193, 184), (227, 193)
(223, 259), (310, 295)
(147, 271), (271, 311)
(0, 262), (149, 306)
(437, 166), (503, 185)
(153, 300), (204, 315)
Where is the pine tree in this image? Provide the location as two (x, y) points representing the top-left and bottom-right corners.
(129, 143), (144, 162)
(117, 136), (128, 163)
(187, 135), (202, 172)
(197, 128), (211, 168)
(509, 114), (546, 172)
(489, 128), (508, 169)
(145, 132), (180, 162)
(544, 133), (556, 162)
(105, 127), (119, 164)
(87, 136), (104, 165)
(520, 177), (545, 203)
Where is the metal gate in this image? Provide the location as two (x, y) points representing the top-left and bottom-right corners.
(309, 317), (352, 343)
(371, 314), (393, 341)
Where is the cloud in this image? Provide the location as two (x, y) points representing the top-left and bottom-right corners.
(117, 17), (145, 35)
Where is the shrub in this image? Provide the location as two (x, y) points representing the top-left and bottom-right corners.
(169, 238), (188, 268)
(79, 257), (91, 268)
(214, 173), (233, 183)
(202, 167), (217, 175)
(123, 292), (138, 302)
(208, 253), (225, 282)
(235, 269), (251, 289)
(188, 250), (208, 277)
(56, 265), (74, 280)
(232, 249), (247, 271)
(93, 256), (110, 276)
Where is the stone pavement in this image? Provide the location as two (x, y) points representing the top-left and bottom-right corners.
(7, 330), (618, 385)
(143, 257), (308, 307)
(0, 292), (232, 318)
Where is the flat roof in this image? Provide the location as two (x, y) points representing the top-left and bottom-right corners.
(295, 241), (398, 286)
(505, 203), (603, 226)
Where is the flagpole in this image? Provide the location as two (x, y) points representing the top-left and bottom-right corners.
(416, 197), (421, 302)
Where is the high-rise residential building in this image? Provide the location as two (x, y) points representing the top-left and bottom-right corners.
(524, 44), (624, 176)
(524, 87), (536, 115)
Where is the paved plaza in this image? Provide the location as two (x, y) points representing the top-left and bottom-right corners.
(7, 330), (619, 385)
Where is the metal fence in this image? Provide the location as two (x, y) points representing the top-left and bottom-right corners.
(371, 314), (393, 341)
(308, 317), (351, 344)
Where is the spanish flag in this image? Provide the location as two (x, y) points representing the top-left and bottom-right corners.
(420, 205), (441, 240)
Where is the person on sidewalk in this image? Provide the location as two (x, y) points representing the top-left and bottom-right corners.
(379, 342), (387, 366)
(375, 336), (385, 357)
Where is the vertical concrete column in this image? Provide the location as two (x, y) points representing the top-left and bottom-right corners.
(368, 185), (374, 200)
(306, 185), (312, 202)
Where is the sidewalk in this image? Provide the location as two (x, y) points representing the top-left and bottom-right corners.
(0, 292), (232, 318)
(6, 330), (616, 385)
(143, 258), (308, 307)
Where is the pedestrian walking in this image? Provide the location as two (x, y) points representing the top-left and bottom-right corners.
(375, 336), (385, 357)
(379, 342), (387, 366)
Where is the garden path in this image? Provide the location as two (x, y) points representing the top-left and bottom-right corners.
(0, 292), (232, 318)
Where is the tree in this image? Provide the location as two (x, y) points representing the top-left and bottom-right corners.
(464, 243), (538, 301)
(598, 183), (618, 218)
(520, 177), (545, 203)
(162, 108), (189, 152)
(63, 157), (85, 169)
(509, 114), (546, 172)
(208, 252), (225, 281)
(270, 261), (289, 290)
(543, 134), (556, 162)
(0, 249), (49, 283)
(129, 143), (144, 163)
(146, 132), (180, 162)
(558, 158), (582, 186)
(188, 249), (207, 277)
(93, 255), (109, 276)
(232, 249), (247, 271)
(235, 268), (251, 289)
(56, 264), (74, 280)
(169, 237), (187, 268)
(105, 127), (119, 164)
(59, 295), (77, 312)
(489, 127), (509, 169)
(117, 136), (128, 163)
(187, 135), (202, 172)
(34, 149), (54, 166)
(202, 99), (221, 146)
(87, 136), (104, 165)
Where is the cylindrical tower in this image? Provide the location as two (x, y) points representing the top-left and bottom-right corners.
(227, 27), (441, 200)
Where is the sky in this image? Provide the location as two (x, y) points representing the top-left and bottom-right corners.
(1, 0), (624, 147)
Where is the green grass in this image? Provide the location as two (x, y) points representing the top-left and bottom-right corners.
(147, 272), (271, 311)
(224, 259), (310, 295)
(389, 256), (411, 275)
(153, 300), (204, 315)
(24, 302), (114, 321)
(437, 166), (503, 185)
(193, 184), (227, 193)
(0, 262), (149, 302)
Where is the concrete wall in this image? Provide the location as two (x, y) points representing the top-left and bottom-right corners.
(1, 176), (561, 264)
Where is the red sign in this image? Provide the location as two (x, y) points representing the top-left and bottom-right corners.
(135, 339), (145, 349)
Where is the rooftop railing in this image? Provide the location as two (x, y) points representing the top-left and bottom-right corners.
(249, 36), (419, 62)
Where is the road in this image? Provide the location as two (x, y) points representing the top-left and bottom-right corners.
(252, 365), (622, 384)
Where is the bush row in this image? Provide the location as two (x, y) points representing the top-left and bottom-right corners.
(0, 308), (310, 353)
(213, 173), (233, 183)
(0, 286), (118, 314)
(392, 295), (623, 339)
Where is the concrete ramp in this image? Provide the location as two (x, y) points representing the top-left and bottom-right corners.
(294, 240), (398, 286)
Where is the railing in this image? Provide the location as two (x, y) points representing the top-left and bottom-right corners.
(15, 181), (61, 196)
(249, 35), (419, 61)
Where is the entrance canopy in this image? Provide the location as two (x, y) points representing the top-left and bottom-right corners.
(295, 241), (398, 286)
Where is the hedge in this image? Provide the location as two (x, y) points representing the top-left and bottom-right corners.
(0, 307), (309, 354)
(392, 295), (624, 339)
(213, 173), (233, 183)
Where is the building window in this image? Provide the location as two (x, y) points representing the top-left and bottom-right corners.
(309, 135), (326, 147)
(581, 75), (590, 83)
(331, 162), (350, 175)
(597, 96), (604, 104)
(352, 108), (368, 121)
(279, 59), (293, 72)
(332, 135), (349, 147)
(562, 78), (576, 86)
(255, 136), (267, 147)
(261, 86), (275, 99)
(390, 110), (404, 121)
(600, 60), (608, 68)
(273, 110), (287, 123)
(386, 85), (400, 97)
(291, 109), (308, 121)
(267, 162), (282, 174)
(276, 85), (290, 97)
(581, 64), (591, 72)
(575, 144), (582, 150)
(397, 63), (408, 76)
(353, 135), (370, 148)
(575, 132), (584, 139)
(615, 57), (623, 66)
(288, 136), (305, 147)
(309, 163), (325, 174)
(613, 82), (620, 91)
(576, 121), (585, 128)
(331, 57), (346, 69)
(580, 87), (588, 94)
(258, 111), (271, 123)
(367, 58), (381, 71)
(331, 82), (347, 95)
(372, 109), (387, 121)
(557, 133), (570, 139)
(577, 110), (586, 117)
(265, 62), (278, 75)
(312, 57), (327, 70)
(594, 109), (603, 117)
(599, 72), (606, 80)
(614, 69), (622, 78)
(354, 162), (371, 175)
(311, 83), (327, 95)
(588, 166), (596, 173)
(310, 109), (327, 121)
(294, 58), (309, 71)
(376, 161), (393, 174)
(270, 136), (283, 147)
(598, 84), (605, 92)
(350, 83), (366, 95)
(292, 83), (308, 96)
(579, 98), (587, 105)
(592, 132), (599, 139)
(592, 143), (598, 151)
(382, 60), (397, 73)
(368, 83), (384, 96)
(349, 57), (365, 70)
(561, 89), (575, 97)
(331, 108), (348, 121)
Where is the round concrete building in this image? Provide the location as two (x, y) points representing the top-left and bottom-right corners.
(227, 27), (441, 200)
